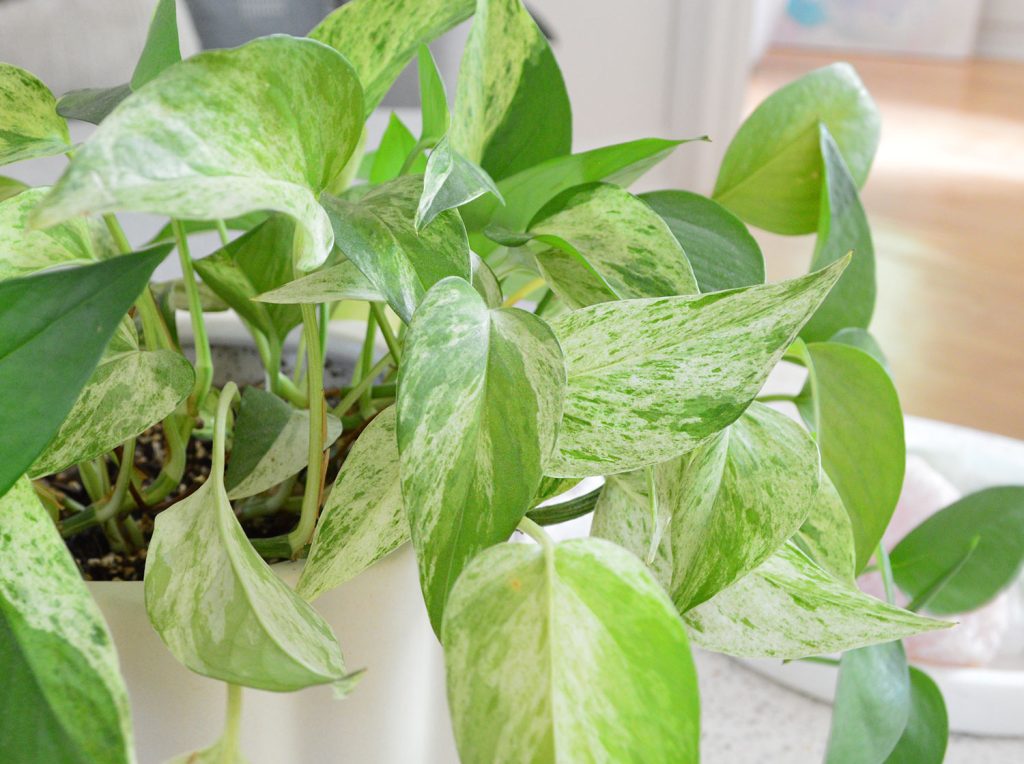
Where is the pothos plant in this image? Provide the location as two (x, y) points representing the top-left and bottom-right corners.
(4, 0), (1021, 762)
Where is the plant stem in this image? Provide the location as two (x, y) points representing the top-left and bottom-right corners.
(370, 303), (402, 363)
(757, 393), (797, 403)
(215, 219), (231, 247)
(212, 382), (237, 477)
(876, 543), (896, 606)
(173, 219), (214, 412)
(333, 353), (393, 417)
(645, 466), (659, 565)
(534, 288), (555, 316)
(517, 515), (555, 554)
(356, 312), (379, 419)
(502, 277), (547, 308)
(219, 684), (243, 764)
(78, 458), (110, 504)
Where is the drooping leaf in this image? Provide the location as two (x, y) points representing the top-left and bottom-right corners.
(793, 470), (857, 584)
(0, 478), (134, 764)
(322, 176), (471, 323)
(546, 258), (848, 477)
(683, 544), (948, 659)
(639, 189), (765, 292)
(530, 183), (698, 308)
(145, 391), (351, 692)
(443, 538), (700, 763)
(416, 135), (502, 230)
(890, 486), (1024, 615)
(826, 643), (910, 764)
(0, 187), (118, 281)
(0, 247), (169, 497)
(310, 0), (474, 114)
(713, 63), (879, 234)
(224, 386), (343, 500)
(397, 277), (564, 632)
(451, 0), (572, 181)
(801, 124), (876, 341)
(0, 63), (70, 166)
(886, 668), (948, 764)
(369, 113), (425, 184)
(30, 350), (193, 476)
(796, 341), (904, 572)
(34, 36), (364, 271)
(254, 260), (385, 305)
(298, 406), (408, 600)
(418, 44), (450, 145)
(0, 175), (27, 202)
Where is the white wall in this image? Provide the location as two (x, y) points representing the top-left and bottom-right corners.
(977, 0), (1024, 60)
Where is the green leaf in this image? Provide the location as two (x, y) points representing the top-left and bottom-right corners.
(298, 406), (408, 600)
(886, 668), (948, 764)
(130, 0), (182, 90)
(224, 386), (343, 500)
(797, 341), (905, 572)
(713, 63), (879, 234)
(322, 176), (471, 323)
(34, 36), (364, 271)
(639, 189), (765, 292)
(0, 187), (119, 281)
(56, 84), (134, 126)
(0, 248), (168, 497)
(310, 0), (474, 114)
(683, 544), (948, 659)
(546, 258), (848, 477)
(801, 125), (876, 341)
(826, 643), (910, 764)
(0, 63), (70, 166)
(148, 213), (269, 246)
(193, 215), (302, 349)
(370, 113), (425, 184)
(415, 135), (502, 230)
(145, 392), (351, 692)
(890, 486), (1024, 615)
(254, 260), (385, 305)
(0, 478), (134, 764)
(451, 0), (572, 181)
(418, 44), (450, 145)
(0, 175), (27, 202)
(530, 183), (698, 308)
(30, 349), (193, 476)
(793, 470), (857, 584)
(463, 137), (689, 254)
(397, 277), (564, 632)
(830, 326), (889, 371)
(442, 538), (700, 763)
(470, 251), (502, 308)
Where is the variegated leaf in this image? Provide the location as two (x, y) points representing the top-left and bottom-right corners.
(531, 183), (698, 309)
(310, 0), (474, 114)
(416, 135), (502, 230)
(793, 469), (857, 584)
(322, 176), (471, 323)
(546, 258), (849, 477)
(254, 260), (384, 305)
(443, 538), (700, 763)
(225, 386), (343, 500)
(0, 63), (70, 166)
(470, 252), (502, 308)
(33, 36), (364, 270)
(683, 543), (949, 659)
(451, 0), (571, 181)
(30, 349), (194, 477)
(0, 187), (118, 281)
(145, 391), (351, 692)
(397, 277), (564, 632)
(0, 478), (134, 764)
(298, 406), (407, 600)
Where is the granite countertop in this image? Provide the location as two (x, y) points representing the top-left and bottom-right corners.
(696, 651), (1024, 763)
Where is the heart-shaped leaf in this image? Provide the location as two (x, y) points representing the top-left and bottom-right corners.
(683, 544), (948, 659)
(0, 63), (70, 166)
(546, 257), (848, 477)
(0, 247), (169, 497)
(34, 36), (364, 271)
(0, 478), (134, 764)
(443, 538), (700, 763)
(298, 406), (408, 601)
(713, 63), (879, 234)
(416, 135), (502, 230)
(397, 277), (564, 632)
(255, 260), (385, 305)
(30, 349), (193, 476)
(0, 187), (119, 281)
(640, 189), (765, 292)
(451, 0), (571, 181)
(322, 176), (471, 323)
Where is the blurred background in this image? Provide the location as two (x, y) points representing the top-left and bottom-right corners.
(1, 0), (1021, 440)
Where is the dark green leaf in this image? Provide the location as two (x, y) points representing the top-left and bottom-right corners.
(886, 668), (948, 764)
(417, 44), (449, 145)
(56, 84), (133, 125)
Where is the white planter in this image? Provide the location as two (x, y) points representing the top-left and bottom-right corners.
(86, 314), (458, 764)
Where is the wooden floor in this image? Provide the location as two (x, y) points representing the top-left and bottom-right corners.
(748, 49), (1024, 440)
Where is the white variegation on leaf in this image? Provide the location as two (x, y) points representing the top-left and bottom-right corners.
(32, 36), (364, 270)
(470, 252), (502, 308)
(0, 187), (118, 281)
(0, 478), (134, 764)
(30, 349), (194, 477)
(443, 538), (700, 763)
(145, 385), (353, 692)
(255, 260), (385, 305)
(0, 63), (70, 166)
(416, 135), (502, 230)
(794, 470), (857, 584)
(546, 257), (849, 477)
(397, 277), (564, 633)
(298, 406), (408, 601)
(683, 543), (949, 659)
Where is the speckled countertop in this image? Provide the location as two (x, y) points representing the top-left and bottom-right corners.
(695, 651), (1023, 763)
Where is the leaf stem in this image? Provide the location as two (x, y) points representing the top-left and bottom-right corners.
(757, 393), (796, 403)
(94, 439), (136, 525)
(215, 219), (231, 247)
(173, 219), (213, 412)
(219, 684), (244, 764)
(502, 277), (547, 308)
(212, 382), (238, 477)
(333, 353), (393, 417)
(517, 515), (555, 554)
(370, 303), (402, 363)
(876, 543), (896, 606)
(356, 312), (379, 419)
